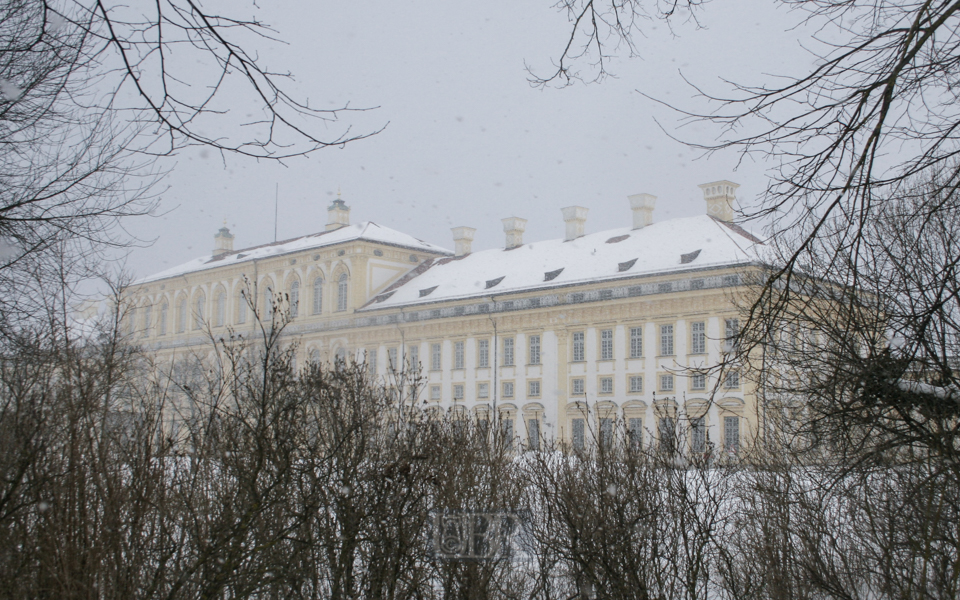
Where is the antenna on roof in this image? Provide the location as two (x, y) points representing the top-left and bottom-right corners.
(274, 183), (279, 242)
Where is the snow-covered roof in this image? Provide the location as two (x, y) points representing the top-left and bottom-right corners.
(137, 222), (452, 284)
(363, 215), (766, 310)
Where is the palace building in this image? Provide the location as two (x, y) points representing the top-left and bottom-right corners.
(126, 181), (764, 454)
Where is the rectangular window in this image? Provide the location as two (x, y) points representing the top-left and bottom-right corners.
(478, 382), (489, 398)
(660, 324), (674, 356)
(408, 345), (419, 370)
(478, 339), (489, 368)
(600, 329), (614, 360)
(600, 377), (613, 394)
(599, 418), (613, 449)
(529, 335), (541, 365)
(659, 417), (676, 453)
(367, 350), (377, 375)
(630, 327), (643, 358)
(453, 384), (464, 400)
(528, 380), (541, 397)
(388, 347), (398, 370)
(572, 378), (585, 395)
(691, 321), (706, 354)
(454, 341), (464, 369)
(430, 385), (441, 401)
(502, 381), (514, 398)
(143, 305), (152, 336)
(692, 373), (707, 390)
(724, 416), (740, 453)
(660, 374), (674, 392)
(503, 337), (514, 366)
(431, 343), (442, 370)
(691, 417), (706, 453)
(725, 318), (740, 352)
(572, 331), (585, 362)
(629, 418), (643, 448)
(629, 375), (643, 393)
(527, 419), (540, 451)
(724, 370), (740, 389)
(572, 418), (585, 450)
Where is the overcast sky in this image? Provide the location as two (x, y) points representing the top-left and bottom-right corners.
(124, 0), (815, 279)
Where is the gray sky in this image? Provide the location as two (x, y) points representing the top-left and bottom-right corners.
(125, 0), (813, 279)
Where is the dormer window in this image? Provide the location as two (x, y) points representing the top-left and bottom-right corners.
(544, 268), (564, 282)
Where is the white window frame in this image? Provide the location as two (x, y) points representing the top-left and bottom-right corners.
(630, 326), (643, 358)
(529, 335), (541, 365)
(660, 324), (674, 356)
(503, 337), (514, 366)
(478, 339), (489, 368)
(572, 331), (585, 362)
(600, 329), (614, 360)
(600, 377), (613, 394)
(691, 321), (706, 354)
(313, 276), (323, 314)
(660, 374), (674, 392)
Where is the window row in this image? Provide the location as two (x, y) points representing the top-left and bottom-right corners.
(571, 320), (740, 361)
(428, 379), (543, 402)
(128, 274), (350, 336)
(569, 371), (740, 396)
(569, 415), (741, 454)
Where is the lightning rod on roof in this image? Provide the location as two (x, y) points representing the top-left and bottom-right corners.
(274, 183), (279, 243)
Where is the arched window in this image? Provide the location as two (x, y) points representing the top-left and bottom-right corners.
(216, 291), (226, 327)
(194, 292), (205, 329)
(337, 273), (348, 312)
(127, 306), (136, 335)
(335, 347), (347, 362)
(289, 280), (300, 318)
(309, 349), (320, 363)
(143, 304), (152, 336)
(177, 298), (186, 333)
(237, 290), (247, 324)
(159, 302), (168, 335)
(313, 276), (323, 314)
(264, 287), (274, 318)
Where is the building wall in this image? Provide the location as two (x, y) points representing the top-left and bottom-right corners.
(125, 201), (759, 456)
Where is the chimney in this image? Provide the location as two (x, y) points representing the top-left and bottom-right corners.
(326, 197), (350, 231)
(213, 224), (234, 257)
(501, 217), (527, 249)
(699, 180), (740, 222)
(451, 226), (476, 256)
(561, 206), (588, 241)
(628, 193), (656, 229)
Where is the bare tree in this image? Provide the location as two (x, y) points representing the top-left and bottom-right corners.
(537, 1), (960, 394)
(0, 1), (379, 333)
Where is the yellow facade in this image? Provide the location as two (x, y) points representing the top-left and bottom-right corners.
(126, 181), (761, 454)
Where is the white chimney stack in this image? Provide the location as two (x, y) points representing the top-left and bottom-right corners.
(213, 224), (234, 257)
(628, 193), (656, 229)
(561, 206), (588, 241)
(502, 217), (527, 249)
(451, 226), (476, 256)
(699, 180), (740, 222)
